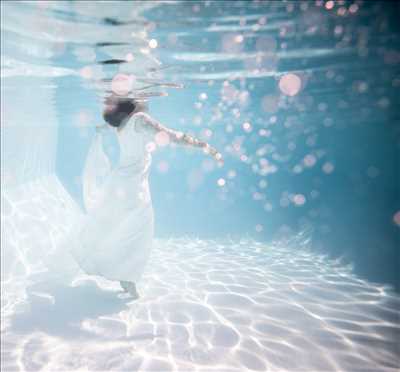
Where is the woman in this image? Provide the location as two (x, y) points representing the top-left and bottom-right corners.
(70, 95), (223, 299)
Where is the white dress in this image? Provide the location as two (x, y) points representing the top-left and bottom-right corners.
(69, 113), (154, 283)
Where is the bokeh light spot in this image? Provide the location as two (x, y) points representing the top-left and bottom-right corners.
(279, 73), (302, 96)
(217, 178), (226, 187)
(259, 180), (268, 188)
(304, 154), (317, 168)
(322, 162), (335, 174)
(293, 194), (306, 206)
(145, 141), (157, 153)
(111, 74), (134, 96)
(221, 33), (244, 54)
(325, 1), (335, 10)
(234, 34), (244, 43)
(264, 202), (273, 211)
(393, 211), (400, 227)
(126, 53), (134, 62)
(349, 4), (359, 13)
(155, 131), (170, 146)
(79, 66), (92, 79)
(149, 39), (158, 48)
(242, 122), (252, 132)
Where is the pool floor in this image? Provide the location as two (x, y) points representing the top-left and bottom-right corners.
(1, 237), (399, 371)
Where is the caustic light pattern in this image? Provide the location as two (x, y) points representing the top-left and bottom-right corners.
(1, 237), (399, 372)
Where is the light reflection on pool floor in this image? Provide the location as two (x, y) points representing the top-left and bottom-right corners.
(1, 236), (399, 372)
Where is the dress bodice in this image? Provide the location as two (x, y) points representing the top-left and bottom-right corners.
(116, 113), (152, 168)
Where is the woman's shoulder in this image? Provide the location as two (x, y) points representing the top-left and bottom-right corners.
(131, 111), (152, 133)
(116, 112), (153, 137)
(119, 112), (145, 130)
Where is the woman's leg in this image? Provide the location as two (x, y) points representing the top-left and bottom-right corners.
(120, 281), (139, 299)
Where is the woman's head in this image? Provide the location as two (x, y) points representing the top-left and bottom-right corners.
(103, 95), (137, 129)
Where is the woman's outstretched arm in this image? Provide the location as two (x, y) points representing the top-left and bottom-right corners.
(134, 112), (223, 164)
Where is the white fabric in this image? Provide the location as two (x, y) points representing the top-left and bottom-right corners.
(69, 113), (154, 282)
(82, 130), (112, 213)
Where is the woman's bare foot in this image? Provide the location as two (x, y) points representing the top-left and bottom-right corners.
(120, 281), (139, 299)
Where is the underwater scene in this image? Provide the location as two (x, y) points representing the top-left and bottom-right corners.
(1, 1), (399, 371)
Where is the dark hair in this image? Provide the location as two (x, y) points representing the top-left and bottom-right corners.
(103, 96), (136, 128)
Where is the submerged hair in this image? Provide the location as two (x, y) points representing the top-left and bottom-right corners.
(103, 96), (136, 128)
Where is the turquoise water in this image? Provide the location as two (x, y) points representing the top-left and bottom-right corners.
(1, 1), (399, 371)
(54, 1), (399, 288)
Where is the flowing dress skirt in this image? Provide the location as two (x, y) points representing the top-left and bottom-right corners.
(70, 159), (154, 283)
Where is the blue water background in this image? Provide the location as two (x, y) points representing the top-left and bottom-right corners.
(5, 1), (398, 289)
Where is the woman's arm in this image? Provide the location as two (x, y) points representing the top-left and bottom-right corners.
(134, 112), (223, 164)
